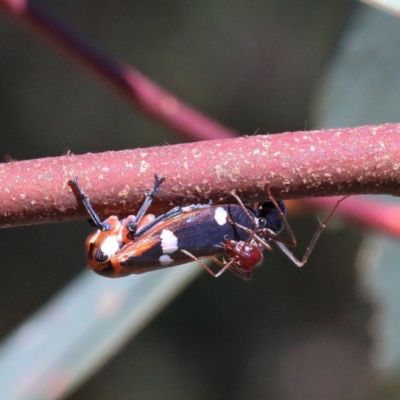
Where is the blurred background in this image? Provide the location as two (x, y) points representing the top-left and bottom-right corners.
(1, 1), (400, 399)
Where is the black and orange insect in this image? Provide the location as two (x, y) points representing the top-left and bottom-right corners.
(69, 174), (341, 280)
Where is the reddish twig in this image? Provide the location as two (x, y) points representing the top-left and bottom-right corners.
(0, 123), (399, 228)
(0, 0), (236, 141)
(298, 196), (400, 238)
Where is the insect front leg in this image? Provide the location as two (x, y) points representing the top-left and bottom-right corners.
(180, 250), (251, 280)
(69, 177), (110, 231)
(126, 174), (165, 235)
(211, 255), (252, 280)
(180, 249), (224, 278)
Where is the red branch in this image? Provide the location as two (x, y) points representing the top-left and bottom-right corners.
(299, 196), (400, 238)
(1, 123), (400, 228)
(0, 0), (236, 141)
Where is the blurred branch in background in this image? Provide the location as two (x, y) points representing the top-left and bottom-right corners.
(294, 196), (400, 239)
(0, 0), (236, 141)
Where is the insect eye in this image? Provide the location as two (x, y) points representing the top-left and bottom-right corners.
(95, 249), (109, 263)
(258, 218), (267, 228)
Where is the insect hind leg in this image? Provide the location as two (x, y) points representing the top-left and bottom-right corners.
(272, 195), (349, 267)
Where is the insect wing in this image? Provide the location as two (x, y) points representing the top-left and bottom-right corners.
(112, 204), (257, 275)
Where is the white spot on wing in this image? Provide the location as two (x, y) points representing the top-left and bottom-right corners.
(100, 235), (119, 257)
(214, 207), (228, 226)
(160, 255), (173, 265)
(160, 229), (179, 254)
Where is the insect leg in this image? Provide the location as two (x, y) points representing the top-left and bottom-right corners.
(180, 250), (251, 280)
(127, 174), (165, 234)
(232, 186), (293, 245)
(271, 196), (349, 267)
(230, 191), (258, 225)
(69, 177), (110, 231)
(208, 256), (238, 277)
(209, 256), (252, 280)
(264, 186), (296, 246)
(225, 217), (274, 252)
(180, 249), (224, 277)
